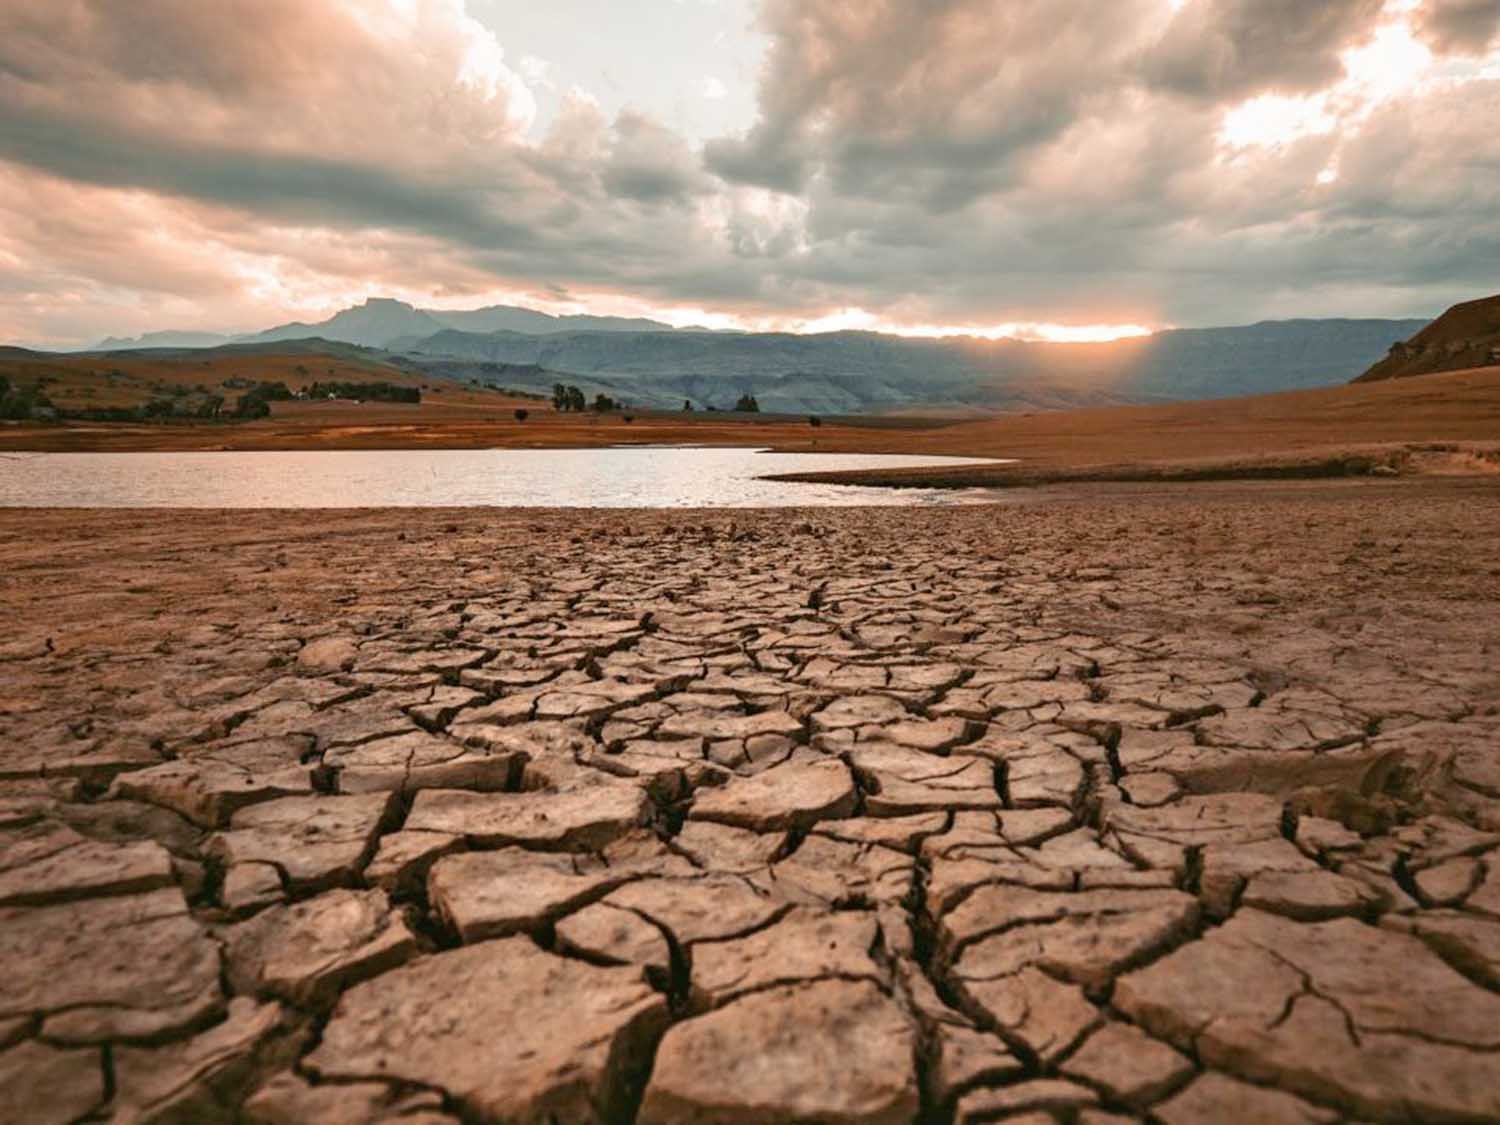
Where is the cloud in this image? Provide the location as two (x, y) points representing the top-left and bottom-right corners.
(0, 0), (1496, 347)
(600, 111), (713, 204)
(1143, 0), (1385, 99)
(696, 0), (1500, 327)
(0, 1), (541, 231)
(1414, 0), (1500, 52)
(706, 0), (1165, 203)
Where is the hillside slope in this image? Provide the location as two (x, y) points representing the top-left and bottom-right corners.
(1355, 294), (1500, 382)
(0, 341), (524, 418)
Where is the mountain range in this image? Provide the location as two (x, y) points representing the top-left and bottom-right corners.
(85, 297), (1430, 414)
(97, 297), (678, 351)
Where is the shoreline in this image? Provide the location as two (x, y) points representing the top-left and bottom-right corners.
(766, 440), (1500, 489)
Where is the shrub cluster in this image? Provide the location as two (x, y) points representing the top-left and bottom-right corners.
(0, 375), (56, 421)
(233, 380), (293, 418)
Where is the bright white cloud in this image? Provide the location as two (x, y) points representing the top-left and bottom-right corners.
(1220, 94), (1337, 147)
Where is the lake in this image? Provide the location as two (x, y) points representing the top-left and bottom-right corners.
(0, 447), (1002, 508)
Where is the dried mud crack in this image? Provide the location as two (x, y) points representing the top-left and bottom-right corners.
(2, 478), (1499, 1123)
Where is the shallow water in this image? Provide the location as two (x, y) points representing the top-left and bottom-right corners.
(0, 447), (1002, 508)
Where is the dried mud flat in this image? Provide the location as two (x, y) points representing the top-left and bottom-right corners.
(2, 479), (1499, 1123)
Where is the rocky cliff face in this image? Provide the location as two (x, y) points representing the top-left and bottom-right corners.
(1355, 294), (1500, 382)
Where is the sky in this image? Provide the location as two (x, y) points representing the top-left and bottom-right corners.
(0, 0), (1497, 348)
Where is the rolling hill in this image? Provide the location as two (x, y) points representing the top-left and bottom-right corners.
(1355, 294), (1500, 383)
(0, 340), (530, 420)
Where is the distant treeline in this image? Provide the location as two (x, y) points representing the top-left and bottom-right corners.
(305, 380), (421, 403)
(552, 383), (626, 413)
(236, 379), (419, 419)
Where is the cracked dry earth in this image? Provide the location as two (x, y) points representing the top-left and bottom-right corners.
(2, 479), (1500, 1124)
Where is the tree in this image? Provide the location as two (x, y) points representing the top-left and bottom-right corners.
(808, 415), (822, 428)
(235, 394), (271, 419)
(0, 377), (50, 421)
(552, 384), (586, 412)
(622, 414), (635, 424)
(683, 400), (694, 412)
(734, 393), (760, 413)
(592, 393), (618, 412)
(514, 408), (529, 422)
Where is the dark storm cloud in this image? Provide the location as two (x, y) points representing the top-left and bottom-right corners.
(0, 0), (1496, 346)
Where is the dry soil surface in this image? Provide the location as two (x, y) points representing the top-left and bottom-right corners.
(2, 479), (1500, 1123)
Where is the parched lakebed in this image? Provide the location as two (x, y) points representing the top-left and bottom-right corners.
(1, 480), (1499, 1122)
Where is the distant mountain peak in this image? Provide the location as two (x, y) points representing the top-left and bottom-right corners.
(213, 296), (678, 351)
(91, 329), (234, 351)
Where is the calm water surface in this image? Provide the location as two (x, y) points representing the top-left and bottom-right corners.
(0, 448), (1003, 508)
